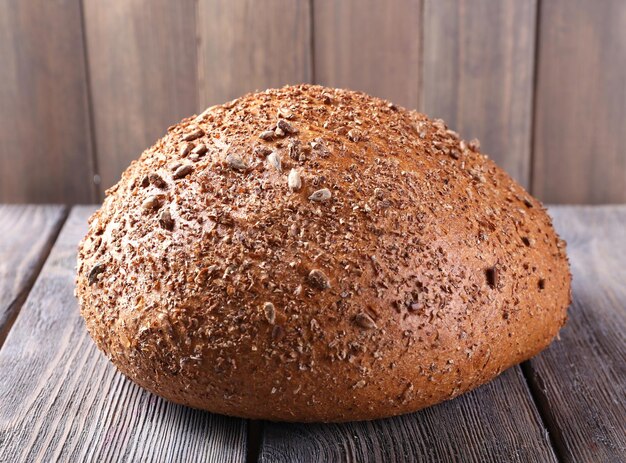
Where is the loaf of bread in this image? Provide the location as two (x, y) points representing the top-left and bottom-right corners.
(76, 85), (571, 422)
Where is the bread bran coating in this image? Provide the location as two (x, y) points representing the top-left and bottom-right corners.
(76, 85), (571, 422)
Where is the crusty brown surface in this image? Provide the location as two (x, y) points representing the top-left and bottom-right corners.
(76, 84), (571, 422)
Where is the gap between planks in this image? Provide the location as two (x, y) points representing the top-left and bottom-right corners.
(246, 419), (263, 463)
(521, 362), (567, 463)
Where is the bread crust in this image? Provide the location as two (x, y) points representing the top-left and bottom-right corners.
(76, 85), (571, 422)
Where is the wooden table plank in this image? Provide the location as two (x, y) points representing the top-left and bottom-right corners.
(0, 205), (67, 346)
(2, 205), (622, 462)
(0, 207), (247, 463)
(260, 366), (556, 462)
(523, 206), (626, 462)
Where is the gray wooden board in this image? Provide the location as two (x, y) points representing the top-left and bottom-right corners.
(0, 207), (247, 463)
(421, 0), (537, 188)
(523, 206), (626, 462)
(0, 205), (67, 346)
(260, 366), (556, 462)
(532, 1), (626, 203)
(313, 0), (422, 109)
(83, 0), (199, 195)
(0, 1), (96, 203)
(198, 0), (313, 108)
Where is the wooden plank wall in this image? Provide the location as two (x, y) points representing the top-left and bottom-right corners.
(0, 0), (96, 203)
(198, 0), (313, 108)
(82, 0), (198, 194)
(0, 0), (624, 204)
(422, 0), (537, 187)
(532, 0), (626, 204)
(313, 0), (422, 109)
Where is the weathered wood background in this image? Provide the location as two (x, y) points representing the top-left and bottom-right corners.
(1, 0), (624, 204)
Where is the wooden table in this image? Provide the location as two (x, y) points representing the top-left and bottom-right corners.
(0, 205), (624, 462)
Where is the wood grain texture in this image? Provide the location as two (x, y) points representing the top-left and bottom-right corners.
(532, 1), (626, 203)
(0, 207), (247, 463)
(197, 0), (312, 108)
(524, 206), (626, 462)
(260, 367), (556, 462)
(83, 0), (198, 194)
(0, 205), (67, 346)
(421, 0), (537, 187)
(0, 0), (96, 203)
(313, 0), (422, 109)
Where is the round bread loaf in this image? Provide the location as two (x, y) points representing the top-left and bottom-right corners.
(76, 85), (571, 422)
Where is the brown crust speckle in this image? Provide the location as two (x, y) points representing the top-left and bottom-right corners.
(76, 84), (571, 422)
